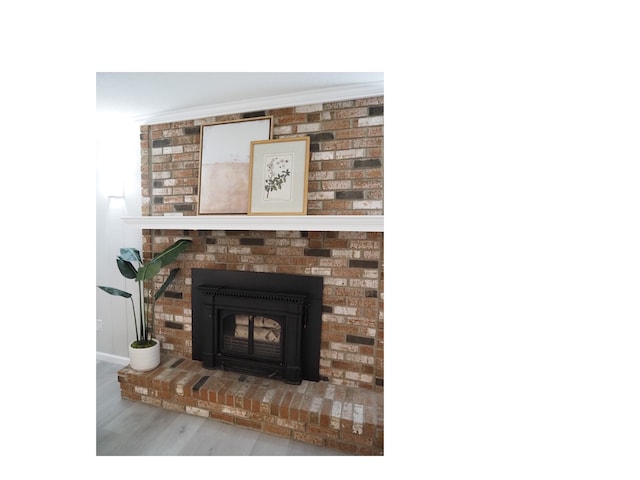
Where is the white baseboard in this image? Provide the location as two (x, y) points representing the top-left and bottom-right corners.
(96, 351), (130, 366)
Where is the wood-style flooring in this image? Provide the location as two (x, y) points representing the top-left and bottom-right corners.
(96, 359), (350, 456)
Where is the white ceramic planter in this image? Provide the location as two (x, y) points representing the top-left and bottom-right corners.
(128, 339), (161, 371)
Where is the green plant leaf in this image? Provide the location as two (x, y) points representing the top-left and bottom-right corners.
(154, 239), (192, 268)
(154, 268), (180, 301)
(137, 239), (192, 281)
(137, 261), (161, 282)
(119, 248), (141, 263)
(116, 257), (138, 279)
(97, 286), (132, 298)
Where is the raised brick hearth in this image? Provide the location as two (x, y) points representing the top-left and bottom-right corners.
(118, 353), (383, 455)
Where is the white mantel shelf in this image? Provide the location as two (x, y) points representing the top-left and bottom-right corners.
(122, 215), (384, 232)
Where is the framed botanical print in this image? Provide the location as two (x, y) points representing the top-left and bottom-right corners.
(248, 137), (310, 215)
(198, 116), (272, 214)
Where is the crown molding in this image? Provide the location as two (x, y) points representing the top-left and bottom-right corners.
(134, 81), (384, 125)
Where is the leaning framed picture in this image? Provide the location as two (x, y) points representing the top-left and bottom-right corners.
(198, 116), (272, 214)
(248, 137), (310, 215)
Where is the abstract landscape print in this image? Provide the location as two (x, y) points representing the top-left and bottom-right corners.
(198, 117), (272, 214)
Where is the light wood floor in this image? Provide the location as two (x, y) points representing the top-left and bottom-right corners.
(96, 359), (350, 456)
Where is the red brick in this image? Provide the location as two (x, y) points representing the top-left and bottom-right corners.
(288, 393), (304, 421)
(262, 423), (292, 438)
(307, 423), (340, 440)
(209, 410), (235, 424)
(340, 430), (373, 446)
(270, 389), (285, 416)
(326, 439), (357, 454)
(234, 417), (262, 431)
(319, 400), (333, 428)
(278, 390), (293, 419)
(292, 431), (325, 446)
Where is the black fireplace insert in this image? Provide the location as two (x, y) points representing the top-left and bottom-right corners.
(191, 269), (323, 384)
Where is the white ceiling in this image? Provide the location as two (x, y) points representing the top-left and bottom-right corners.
(96, 72), (384, 121)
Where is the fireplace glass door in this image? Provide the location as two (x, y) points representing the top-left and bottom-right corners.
(221, 313), (283, 363)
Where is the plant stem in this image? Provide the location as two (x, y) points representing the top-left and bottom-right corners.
(150, 283), (155, 342)
(129, 296), (139, 342)
(138, 278), (145, 342)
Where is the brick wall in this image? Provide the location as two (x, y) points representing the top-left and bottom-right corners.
(138, 96), (383, 391)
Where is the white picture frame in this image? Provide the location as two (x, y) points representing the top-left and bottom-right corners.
(198, 116), (272, 214)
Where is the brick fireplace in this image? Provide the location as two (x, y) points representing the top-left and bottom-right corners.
(118, 95), (384, 454)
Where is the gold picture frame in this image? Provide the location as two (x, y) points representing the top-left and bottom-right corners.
(248, 137), (310, 215)
(198, 116), (272, 214)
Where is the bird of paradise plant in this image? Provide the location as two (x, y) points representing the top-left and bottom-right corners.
(98, 239), (192, 348)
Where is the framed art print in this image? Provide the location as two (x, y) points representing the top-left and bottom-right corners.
(248, 137), (310, 215)
(198, 116), (272, 214)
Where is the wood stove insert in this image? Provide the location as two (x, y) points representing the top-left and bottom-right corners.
(192, 269), (323, 384)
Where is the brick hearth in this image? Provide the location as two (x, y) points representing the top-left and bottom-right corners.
(118, 353), (383, 455)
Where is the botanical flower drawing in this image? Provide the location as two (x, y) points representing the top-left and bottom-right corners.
(264, 154), (292, 199)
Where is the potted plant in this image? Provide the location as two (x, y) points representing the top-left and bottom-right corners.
(98, 238), (192, 371)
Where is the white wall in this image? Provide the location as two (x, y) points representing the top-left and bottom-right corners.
(96, 114), (142, 359)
